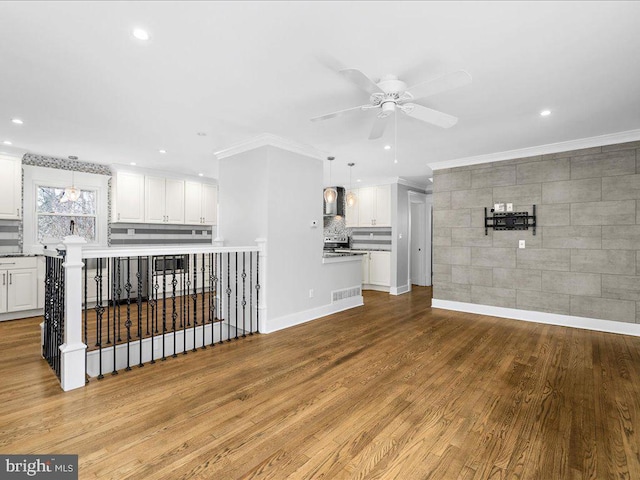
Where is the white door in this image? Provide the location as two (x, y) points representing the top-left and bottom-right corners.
(410, 202), (426, 286)
(145, 176), (166, 223)
(184, 181), (203, 224)
(7, 268), (39, 312)
(164, 179), (185, 224)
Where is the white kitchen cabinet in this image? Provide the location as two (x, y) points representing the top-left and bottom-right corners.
(0, 155), (22, 220)
(345, 189), (359, 228)
(145, 176), (185, 224)
(348, 185), (391, 227)
(185, 182), (218, 225)
(112, 171), (145, 223)
(360, 250), (391, 288)
(0, 257), (39, 314)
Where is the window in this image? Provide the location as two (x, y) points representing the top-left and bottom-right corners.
(23, 165), (109, 254)
(36, 186), (98, 243)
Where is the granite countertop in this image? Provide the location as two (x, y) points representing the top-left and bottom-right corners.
(0, 253), (40, 258)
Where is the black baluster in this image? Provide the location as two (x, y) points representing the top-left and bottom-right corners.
(242, 252), (246, 338)
(112, 258), (119, 375)
(95, 258), (105, 379)
(116, 257), (122, 343)
(162, 255), (167, 361)
(234, 252), (239, 340)
(249, 252), (253, 335)
(219, 252), (224, 345)
(171, 256), (178, 358)
(137, 256), (144, 368)
(209, 252), (215, 347)
(256, 252), (260, 334)
(125, 257), (132, 371)
(226, 252), (231, 342)
(201, 253), (206, 349)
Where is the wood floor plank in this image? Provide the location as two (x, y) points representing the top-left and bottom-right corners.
(1, 286), (640, 479)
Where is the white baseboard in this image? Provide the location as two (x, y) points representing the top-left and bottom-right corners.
(432, 299), (640, 337)
(262, 296), (364, 334)
(390, 284), (410, 296)
(362, 284), (390, 293)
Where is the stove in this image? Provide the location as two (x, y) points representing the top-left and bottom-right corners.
(323, 235), (349, 252)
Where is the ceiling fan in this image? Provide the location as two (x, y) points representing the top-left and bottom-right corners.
(310, 68), (472, 139)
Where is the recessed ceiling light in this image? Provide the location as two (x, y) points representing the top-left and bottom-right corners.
(356, 179), (362, 183)
(11, 118), (23, 125)
(130, 162), (137, 166)
(540, 109), (551, 117)
(384, 145), (391, 150)
(198, 173), (204, 177)
(3, 140), (12, 145)
(159, 149), (167, 154)
(132, 28), (149, 41)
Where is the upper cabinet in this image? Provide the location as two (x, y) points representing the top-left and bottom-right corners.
(185, 182), (218, 225)
(0, 155), (22, 220)
(145, 176), (185, 224)
(112, 170), (217, 225)
(347, 184), (391, 227)
(112, 171), (145, 223)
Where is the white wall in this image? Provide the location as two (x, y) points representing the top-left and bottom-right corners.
(218, 143), (362, 333)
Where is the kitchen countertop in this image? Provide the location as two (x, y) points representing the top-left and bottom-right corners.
(322, 251), (366, 264)
(0, 253), (40, 258)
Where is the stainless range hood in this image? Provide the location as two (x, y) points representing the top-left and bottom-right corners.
(323, 186), (345, 216)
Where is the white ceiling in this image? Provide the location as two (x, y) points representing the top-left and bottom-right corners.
(0, 1), (639, 188)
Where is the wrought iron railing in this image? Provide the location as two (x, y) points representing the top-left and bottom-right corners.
(42, 254), (65, 380)
(43, 240), (264, 390)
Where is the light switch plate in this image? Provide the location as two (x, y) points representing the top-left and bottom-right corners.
(519, 240), (525, 249)
(506, 203), (513, 212)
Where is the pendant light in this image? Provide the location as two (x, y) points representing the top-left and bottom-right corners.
(323, 156), (337, 204)
(60, 170), (81, 203)
(346, 162), (356, 207)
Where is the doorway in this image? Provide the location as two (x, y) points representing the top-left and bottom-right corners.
(408, 191), (432, 287)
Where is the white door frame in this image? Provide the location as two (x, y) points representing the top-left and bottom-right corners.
(407, 191), (432, 288)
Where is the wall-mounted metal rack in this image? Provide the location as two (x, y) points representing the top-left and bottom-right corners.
(485, 205), (536, 235)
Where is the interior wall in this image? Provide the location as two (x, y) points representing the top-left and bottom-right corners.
(432, 140), (640, 324)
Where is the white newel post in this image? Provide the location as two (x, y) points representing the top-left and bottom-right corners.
(255, 238), (267, 332)
(60, 235), (87, 391)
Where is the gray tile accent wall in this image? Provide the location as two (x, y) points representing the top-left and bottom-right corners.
(433, 140), (640, 324)
(110, 223), (214, 246)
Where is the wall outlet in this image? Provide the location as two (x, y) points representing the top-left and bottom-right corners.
(506, 203), (513, 212)
(309, 289), (314, 298)
(519, 240), (525, 249)
(310, 220), (318, 228)
(127, 228), (135, 236)
(494, 203), (505, 212)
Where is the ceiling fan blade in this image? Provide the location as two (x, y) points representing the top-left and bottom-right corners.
(339, 69), (384, 96)
(406, 70), (472, 101)
(368, 114), (389, 140)
(310, 104), (369, 122)
(401, 104), (458, 128)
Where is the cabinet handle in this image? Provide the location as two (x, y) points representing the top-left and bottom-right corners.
(118, 213), (121, 221)
(17, 208), (20, 217)
(2, 273), (4, 286)
(0, 262), (16, 265)
(9, 273), (11, 285)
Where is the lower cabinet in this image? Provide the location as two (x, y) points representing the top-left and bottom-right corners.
(0, 257), (39, 314)
(361, 251), (391, 288)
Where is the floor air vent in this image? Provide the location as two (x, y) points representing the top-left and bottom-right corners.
(332, 286), (361, 303)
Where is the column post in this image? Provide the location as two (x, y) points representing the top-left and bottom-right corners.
(60, 235), (87, 391)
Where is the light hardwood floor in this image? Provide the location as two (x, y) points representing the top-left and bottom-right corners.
(1, 287), (640, 479)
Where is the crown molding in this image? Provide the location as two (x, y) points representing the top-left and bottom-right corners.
(427, 129), (640, 171)
(396, 177), (430, 191)
(214, 133), (328, 161)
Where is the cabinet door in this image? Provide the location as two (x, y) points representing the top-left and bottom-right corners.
(361, 252), (370, 284)
(345, 189), (359, 228)
(202, 184), (218, 225)
(7, 268), (39, 312)
(0, 271), (7, 313)
(358, 187), (375, 227)
(164, 179), (185, 224)
(375, 185), (391, 227)
(369, 251), (391, 287)
(145, 176), (166, 223)
(184, 181), (203, 224)
(0, 155), (22, 220)
(114, 171), (145, 223)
